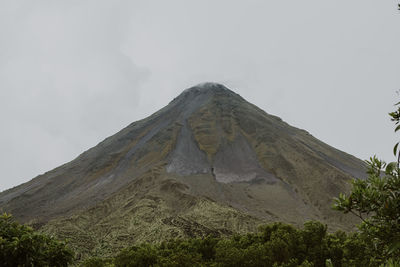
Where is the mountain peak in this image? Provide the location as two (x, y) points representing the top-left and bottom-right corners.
(182, 82), (236, 95)
(0, 82), (367, 257)
(187, 81), (227, 90)
(172, 82), (242, 107)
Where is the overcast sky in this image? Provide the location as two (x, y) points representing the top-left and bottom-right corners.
(0, 0), (399, 191)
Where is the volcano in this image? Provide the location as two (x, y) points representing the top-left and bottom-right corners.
(0, 83), (365, 258)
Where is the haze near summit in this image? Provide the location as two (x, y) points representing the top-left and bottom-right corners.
(0, 0), (399, 191)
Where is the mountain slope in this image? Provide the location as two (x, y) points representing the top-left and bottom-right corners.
(0, 82), (365, 258)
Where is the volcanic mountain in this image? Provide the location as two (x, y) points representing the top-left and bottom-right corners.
(0, 83), (365, 258)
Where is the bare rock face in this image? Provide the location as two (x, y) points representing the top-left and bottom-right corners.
(166, 121), (210, 176)
(0, 82), (366, 258)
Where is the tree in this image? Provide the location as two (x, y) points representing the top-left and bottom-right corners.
(114, 244), (159, 267)
(0, 213), (74, 266)
(333, 102), (400, 261)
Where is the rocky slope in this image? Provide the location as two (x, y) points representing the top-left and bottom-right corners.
(0, 82), (366, 258)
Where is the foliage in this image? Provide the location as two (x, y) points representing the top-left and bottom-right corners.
(334, 102), (400, 261)
(80, 257), (114, 267)
(0, 213), (74, 267)
(81, 221), (383, 267)
(114, 244), (160, 267)
(380, 259), (400, 267)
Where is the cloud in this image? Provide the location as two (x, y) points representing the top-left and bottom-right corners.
(0, 0), (148, 190)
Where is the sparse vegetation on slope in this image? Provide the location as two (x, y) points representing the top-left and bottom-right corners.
(41, 173), (261, 261)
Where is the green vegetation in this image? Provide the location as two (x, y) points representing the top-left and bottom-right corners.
(0, 213), (74, 266)
(80, 221), (381, 266)
(334, 102), (400, 262)
(1, 213), (394, 266)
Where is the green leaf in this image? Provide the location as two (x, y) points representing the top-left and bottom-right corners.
(395, 125), (400, 132)
(388, 240), (400, 255)
(385, 162), (397, 175)
(325, 259), (334, 267)
(394, 142), (399, 156)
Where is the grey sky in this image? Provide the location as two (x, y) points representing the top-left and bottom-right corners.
(0, 0), (399, 191)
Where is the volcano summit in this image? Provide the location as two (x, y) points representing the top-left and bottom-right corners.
(0, 83), (365, 257)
